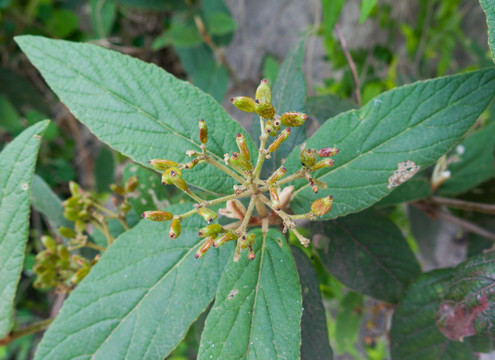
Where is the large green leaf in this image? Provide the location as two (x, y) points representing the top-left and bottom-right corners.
(390, 269), (473, 360)
(292, 247), (333, 360)
(33, 203), (234, 360)
(268, 39), (306, 170)
(198, 229), (302, 360)
(437, 251), (495, 340)
(90, 0), (117, 38)
(304, 94), (356, 125)
(440, 123), (495, 195)
(16, 36), (256, 195)
(31, 174), (73, 231)
(316, 210), (421, 303)
(0, 121), (49, 337)
(480, 0), (495, 61)
(284, 69), (495, 219)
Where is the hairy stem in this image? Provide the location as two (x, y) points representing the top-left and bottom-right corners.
(430, 196), (495, 216)
(0, 318), (54, 346)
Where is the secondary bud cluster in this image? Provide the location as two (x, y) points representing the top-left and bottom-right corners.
(144, 78), (340, 260)
(33, 235), (99, 291)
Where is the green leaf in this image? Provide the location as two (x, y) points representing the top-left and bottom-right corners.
(390, 269), (473, 360)
(292, 247), (333, 360)
(440, 123), (495, 195)
(31, 174), (73, 231)
(0, 121), (49, 337)
(0, 94), (23, 136)
(33, 203), (234, 360)
(334, 291), (363, 354)
(117, 0), (184, 10)
(206, 12), (237, 36)
(376, 173), (431, 207)
(192, 60), (229, 103)
(0, 67), (50, 114)
(305, 94), (356, 125)
(322, 0), (346, 40)
(198, 229), (302, 360)
(122, 164), (170, 215)
(480, 0), (495, 61)
(264, 39), (306, 173)
(46, 9), (79, 38)
(316, 210), (421, 303)
(437, 251), (495, 340)
(359, 0), (377, 23)
(262, 56), (279, 85)
(284, 69), (495, 219)
(94, 145), (115, 193)
(16, 36), (256, 195)
(90, 0), (117, 38)
(154, 22), (203, 49)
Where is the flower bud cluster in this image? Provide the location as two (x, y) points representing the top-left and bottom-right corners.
(144, 79), (340, 260)
(33, 235), (99, 291)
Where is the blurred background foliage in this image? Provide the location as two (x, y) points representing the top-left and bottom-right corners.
(0, 0), (493, 359)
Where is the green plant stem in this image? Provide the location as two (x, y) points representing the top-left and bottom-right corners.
(92, 221), (114, 246)
(430, 196), (495, 215)
(259, 169), (306, 192)
(235, 195), (256, 236)
(91, 201), (118, 218)
(203, 154), (246, 183)
(0, 318), (54, 346)
(177, 190), (252, 221)
(253, 133), (269, 180)
(185, 190), (205, 203)
(117, 216), (130, 231)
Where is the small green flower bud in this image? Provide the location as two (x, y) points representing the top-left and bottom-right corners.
(198, 207), (218, 224)
(63, 196), (79, 209)
(311, 158), (335, 171)
(311, 195), (334, 216)
(163, 168), (189, 192)
(58, 226), (75, 238)
(125, 175), (139, 192)
(267, 166), (287, 184)
(195, 236), (215, 258)
(141, 210), (173, 221)
(265, 120), (277, 137)
(317, 147), (339, 157)
(268, 128), (291, 153)
(75, 220), (86, 232)
(64, 208), (79, 221)
(41, 236), (57, 252)
(300, 149), (316, 167)
(198, 224), (223, 238)
(69, 181), (81, 197)
(255, 79), (272, 104)
(184, 158), (200, 170)
(230, 152), (253, 172)
(255, 100), (275, 119)
(149, 159), (178, 171)
(39, 269), (56, 284)
(110, 184), (126, 195)
(213, 232), (237, 247)
(71, 267), (89, 284)
(57, 245), (70, 261)
(169, 219), (181, 239)
(280, 112), (308, 127)
(120, 202), (132, 213)
(236, 133), (251, 160)
(272, 116), (281, 130)
(78, 210), (90, 221)
(199, 119), (208, 144)
(231, 96), (256, 113)
(269, 187), (281, 211)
